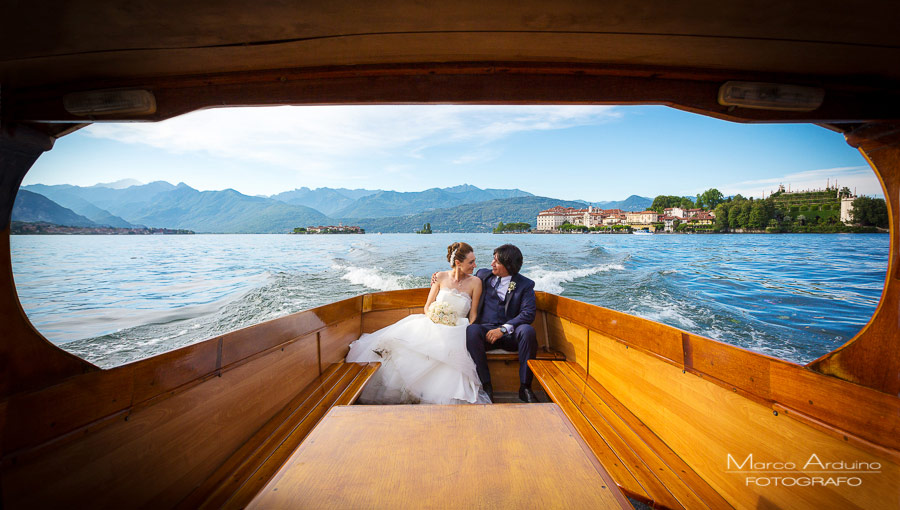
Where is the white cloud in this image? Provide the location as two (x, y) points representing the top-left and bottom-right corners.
(83, 105), (621, 178)
(715, 166), (883, 198)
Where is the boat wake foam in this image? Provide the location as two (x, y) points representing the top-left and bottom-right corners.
(333, 263), (422, 292)
(526, 264), (625, 294)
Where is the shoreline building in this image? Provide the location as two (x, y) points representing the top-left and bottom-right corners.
(536, 206), (630, 230)
(840, 195), (857, 224)
(306, 222), (365, 234)
(538, 205), (716, 232)
(624, 210), (659, 225)
(537, 206), (654, 231)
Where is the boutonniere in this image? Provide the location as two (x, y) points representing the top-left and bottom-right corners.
(508, 281), (517, 292)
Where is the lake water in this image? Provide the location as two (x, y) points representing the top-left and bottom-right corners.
(10, 233), (889, 368)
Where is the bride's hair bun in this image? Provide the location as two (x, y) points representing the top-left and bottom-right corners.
(446, 242), (474, 267)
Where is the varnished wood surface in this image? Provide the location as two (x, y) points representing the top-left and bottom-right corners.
(187, 362), (380, 510)
(486, 346), (565, 362)
(809, 124), (900, 395)
(544, 311), (589, 371)
(0, 126), (94, 401)
(6, 2), (900, 126)
(219, 297), (362, 366)
(571, 361), (734, 510)
(538, 293), (900, 459)
(319, 318), (360, 372)
(3, 333), (324, 508)
(585, 332), (898, 510)
(248, 404), (632, 509)
(532, 360), (733, 509)
(769, 363), (900, 453)
(178, 362), (346, 510)
(361, 308), (412, 334)
(484, 347), (568, 392)
(362, 288), (430, 312)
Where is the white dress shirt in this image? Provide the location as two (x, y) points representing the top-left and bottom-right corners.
(494, 275), (514, 335)
(494, 275), (512, 300)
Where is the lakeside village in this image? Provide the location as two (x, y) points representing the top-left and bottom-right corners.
(10, 222), (195, 235)
(293, 223), (365, 234)
(533, 185), (888, 234)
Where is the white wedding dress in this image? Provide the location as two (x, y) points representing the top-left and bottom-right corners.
(346, 288), (489, 404)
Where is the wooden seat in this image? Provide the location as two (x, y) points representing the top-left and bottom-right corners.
(486, 346), (566, 391)
(177, 361), (380, 510)
(486, 346), (566, 362)
(529, 360), (732, 510)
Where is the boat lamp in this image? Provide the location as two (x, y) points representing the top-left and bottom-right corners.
(718, 81), (825, 111)
(63, 89), (157, 117)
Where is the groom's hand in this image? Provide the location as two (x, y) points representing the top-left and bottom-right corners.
(486, 328), (503, 344)
(431, 272), (438, 286)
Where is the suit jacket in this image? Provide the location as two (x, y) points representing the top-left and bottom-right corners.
(474, 268), (536, 329)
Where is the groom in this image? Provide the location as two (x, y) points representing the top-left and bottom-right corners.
(466, 244), (538, 403)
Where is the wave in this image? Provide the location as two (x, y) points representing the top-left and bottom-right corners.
(332, 263), (423, 292)
(64, 270), (358, 368)
(526, 264), (625, 294)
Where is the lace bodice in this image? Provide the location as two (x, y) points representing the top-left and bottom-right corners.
(433, 288), (472, 318)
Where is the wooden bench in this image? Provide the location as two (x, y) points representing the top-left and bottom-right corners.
(177, 361), (380, 510)
(529, 360), (733, 510)
(486, 346), (566, 391)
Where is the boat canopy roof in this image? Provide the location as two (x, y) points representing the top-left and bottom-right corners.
(2, 1), (900, 129)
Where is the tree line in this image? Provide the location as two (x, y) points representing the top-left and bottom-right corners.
(493, 222), (531, 233)
(651, 189), (726, 212)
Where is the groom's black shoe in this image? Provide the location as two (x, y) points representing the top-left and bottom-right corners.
(483, 383), (494, 403)
(519, 385), (538, 403)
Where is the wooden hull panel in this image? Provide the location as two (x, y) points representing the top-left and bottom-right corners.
(3, 332), (321, 508)
(1, 297), (363, 508)
(536, 294), (898, 510)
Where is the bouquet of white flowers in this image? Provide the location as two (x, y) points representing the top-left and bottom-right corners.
(427, 301), (459, 326)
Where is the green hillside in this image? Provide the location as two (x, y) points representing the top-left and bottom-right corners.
(769, 188), (843, 224)
(346, 196), (586, 233)
(12, 190), (98, 227)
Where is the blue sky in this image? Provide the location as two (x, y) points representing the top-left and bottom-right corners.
(25, 105), (881, 201)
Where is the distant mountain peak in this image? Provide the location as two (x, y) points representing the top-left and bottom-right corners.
(91, 179), (143, 189)
(443, 184), (479, 193)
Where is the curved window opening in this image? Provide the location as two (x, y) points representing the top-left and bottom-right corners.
(10, 105), (889, 368)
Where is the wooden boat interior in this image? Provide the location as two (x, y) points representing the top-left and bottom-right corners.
(2, 1), (899, 508)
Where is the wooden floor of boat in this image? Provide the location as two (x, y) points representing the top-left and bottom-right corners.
(531, 360), (733, 510)
(179, 357), (728, 509)
(246, 404), (633, 509)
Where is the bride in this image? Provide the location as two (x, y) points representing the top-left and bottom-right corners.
(346, 242), (489, 404)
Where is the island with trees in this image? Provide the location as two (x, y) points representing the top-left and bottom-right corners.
(493, 222), (531, 233)
(293, 224), (364, 234)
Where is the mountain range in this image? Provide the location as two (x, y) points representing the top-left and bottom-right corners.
(14, 181), (652, 233)
(12, 190), (100, 228)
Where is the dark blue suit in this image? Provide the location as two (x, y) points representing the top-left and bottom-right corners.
(466, 268), (538, 388)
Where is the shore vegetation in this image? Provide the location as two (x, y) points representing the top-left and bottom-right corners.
(493, 222), (531, 233)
